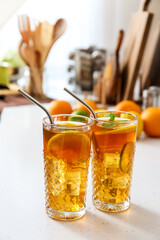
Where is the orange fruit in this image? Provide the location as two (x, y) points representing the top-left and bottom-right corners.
(141, 107), (160, 137)
(74, 99), (98, 115)
(49, 100), (72, 115)
(114, 100), (141, 114)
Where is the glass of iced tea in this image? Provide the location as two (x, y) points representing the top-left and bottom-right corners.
(92, 111), (137, 212)
(43, 114), (93, 220)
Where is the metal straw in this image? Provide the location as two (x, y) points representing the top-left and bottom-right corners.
(18, 89), (54, 124)
(64, 87), (97, 119)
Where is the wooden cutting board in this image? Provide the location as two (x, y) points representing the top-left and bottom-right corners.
(121, 0), (153, 100)
(141, 22), (160, 89)
(140, 0), (160, 89)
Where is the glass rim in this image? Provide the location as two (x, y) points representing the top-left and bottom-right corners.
(43, 114), (94, 129)
(93, 110), (138, 123)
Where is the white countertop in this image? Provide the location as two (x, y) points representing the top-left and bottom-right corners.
(0, 104), (160, 240)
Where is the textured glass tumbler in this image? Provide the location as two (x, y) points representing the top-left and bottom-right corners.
(43, 114), (93, 220)
(92, 111), (137, 212)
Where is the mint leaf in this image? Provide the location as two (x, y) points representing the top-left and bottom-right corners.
(104, 113), (116, 121)
(109, 113), (115, 121)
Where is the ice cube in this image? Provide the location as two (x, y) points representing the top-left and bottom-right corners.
(103, 152), (120, 169)
(65, 171), (81, 196)
(112, 173), (130, 188)
(50, 159), (66, 196)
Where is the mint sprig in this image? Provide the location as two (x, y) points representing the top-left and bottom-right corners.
(104, 113), (116, 121)
(102, 113), (117, 128)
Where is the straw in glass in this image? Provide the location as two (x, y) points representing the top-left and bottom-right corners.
(18, 89), (53, 124)
(64, 87), (97, 119)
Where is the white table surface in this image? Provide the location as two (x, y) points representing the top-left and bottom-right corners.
(0, 104), (160, 240)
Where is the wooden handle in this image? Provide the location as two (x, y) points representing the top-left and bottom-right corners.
(140, 0), (151, 11)
(18, 40), (30, 67)
(116, 30), (124, 55)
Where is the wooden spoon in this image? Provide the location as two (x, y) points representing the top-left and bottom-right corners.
(32, 20), (41, 53)
(40, 21), (54, 48)
(38, 21), (54, 66)
(19, 40), (37, 67)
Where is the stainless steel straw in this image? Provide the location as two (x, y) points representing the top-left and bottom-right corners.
(18, 89), (54, 124)
(64, 87), (97, 119)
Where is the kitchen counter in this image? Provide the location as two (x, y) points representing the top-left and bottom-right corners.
(0, 104), (160, 240)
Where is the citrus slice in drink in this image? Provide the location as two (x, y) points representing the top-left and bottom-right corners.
(47, 132), (91, 163)
(109, 124), (136, 134)
(99, 122), (136, 134)
(56, 122), (78, 127)
(120, 142), (135, 173)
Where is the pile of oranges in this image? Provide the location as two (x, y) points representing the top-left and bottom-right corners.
(48, 98), (160, 138)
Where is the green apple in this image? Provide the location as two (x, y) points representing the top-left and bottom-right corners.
(1, 50), (25, 68)
(0, 66), (9, 86)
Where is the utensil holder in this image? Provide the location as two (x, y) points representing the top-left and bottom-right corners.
(27, 67), (45, 98)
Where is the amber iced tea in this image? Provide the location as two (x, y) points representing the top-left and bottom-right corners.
(92, 111), (137, 212)
(43, 114), (93, 220)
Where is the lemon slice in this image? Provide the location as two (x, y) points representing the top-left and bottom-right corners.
(47, 132), (90, 162)
(95, 124), (136, 135)
(120, 142), (135, 173)
(129, 111), (143, 138)
(55, 122), (78, 127)
(55, 121), (85, 127)
(109, 124), (136, 134)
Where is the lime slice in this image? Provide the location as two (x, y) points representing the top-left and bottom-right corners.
(120, 142), (135, 173)
(68, 110), (89, 122)
(71, 110), (89, 117)
(68, 116), (86, 123)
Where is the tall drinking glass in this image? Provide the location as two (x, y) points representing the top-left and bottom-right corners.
(92, 111), (137, 212)
(43, 114), (93, 220)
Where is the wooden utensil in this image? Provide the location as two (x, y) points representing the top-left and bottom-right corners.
(18, 15), (32, 45)
(18, 15), (45, 97)
(18, 15), (38, 67)
(40, 21), (54, 48)
(19, 41), (37, 67)
(18, 16), (67, 98)
(32, 20), (54, 67)
(18, 41), (43, 97)
(121, 0), (153, 100)
(101, 30), (124, 104)
(93, 73), (103, 102)
(31, 20), (41, 52)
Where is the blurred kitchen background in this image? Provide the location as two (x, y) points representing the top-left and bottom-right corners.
(0, 0), (159, 106)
